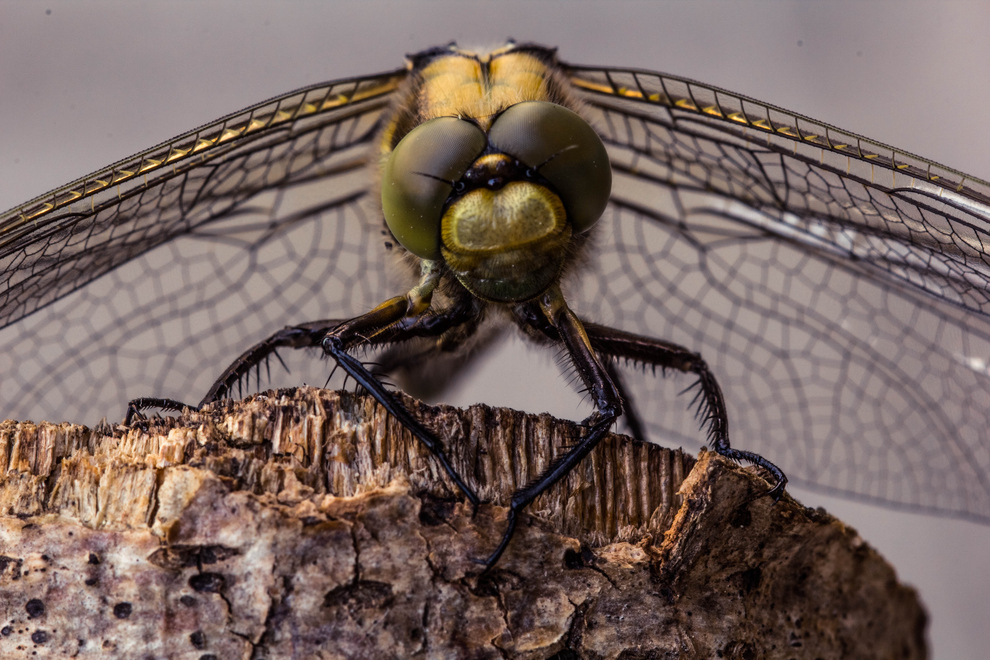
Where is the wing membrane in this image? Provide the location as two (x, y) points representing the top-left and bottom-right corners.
(566, 64), (990, 521)
(0, 70), (405, 423)
(0, 71), (404, 328)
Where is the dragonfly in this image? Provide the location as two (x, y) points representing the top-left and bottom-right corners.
(1, 41), (989, 565)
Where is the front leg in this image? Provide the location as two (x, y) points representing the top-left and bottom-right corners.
(482, 286), (623, 568)
(321, 263), (482, 508)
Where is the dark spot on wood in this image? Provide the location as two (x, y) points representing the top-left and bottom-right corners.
(189, 573), (225, 593)
(563, 548), (584, 569)
(471, 571), (505, 599)
(25, 599), (44, 618)
(323, 580), (393, 611)
(87, 553), (100, 565)
(617, 647), (663, 659)
(721, 640), (757, 660)
(113, 603), (132, 619)
(417, 492), (457, 526)
(1, 626), (10, 636)
(199, 655), (218, 660)
(30, 629), (47, 644)
(84, 577), (97, 587)
(149, 545), (239, 570)
(189, 630), (206, 649)
(729, 507), (752, 528)
(198, 546), (237, 565)
(0, 556), (21, 573)
(179, 595), (197, 607)
(547, 650), (580, 660)
(740, 567), (762, 593)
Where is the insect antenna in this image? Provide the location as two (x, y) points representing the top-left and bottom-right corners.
(528, 143), (579, 174)
(412, 171), (467, 193)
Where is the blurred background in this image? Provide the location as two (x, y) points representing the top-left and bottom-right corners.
(2, 1), (988, 656)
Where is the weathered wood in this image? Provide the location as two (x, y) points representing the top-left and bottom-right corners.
(0, 387), (926, 658)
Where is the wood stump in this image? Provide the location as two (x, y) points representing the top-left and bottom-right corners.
(0, 387), (926, 658)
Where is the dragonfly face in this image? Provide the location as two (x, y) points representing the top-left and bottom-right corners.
(2, 41), (990, 561)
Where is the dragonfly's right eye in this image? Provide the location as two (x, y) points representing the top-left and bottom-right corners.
(382, 117), (487, 259)
(488, 101), (611, 234)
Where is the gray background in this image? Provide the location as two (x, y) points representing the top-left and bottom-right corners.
(1, 1), (988, 657)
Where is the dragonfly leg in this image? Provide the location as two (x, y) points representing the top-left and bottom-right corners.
(200, 320), (341, 406)
(582, 321), (787, 500)
(604, 359), (649, 445)
(124, 397), (195, 425)
(124, 321), (339, 425)
(321, 267), (483, 508)
(481, 287), (622, 568)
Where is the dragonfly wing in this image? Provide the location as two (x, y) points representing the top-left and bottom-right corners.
(0, 70), (406, 424)
(566, 64), (990, 522)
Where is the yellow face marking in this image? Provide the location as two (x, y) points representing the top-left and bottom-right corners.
(439, 180), (572, 303)
(442, 182), (566, 253)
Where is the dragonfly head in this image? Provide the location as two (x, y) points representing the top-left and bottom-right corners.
(382, 101), (611, 303)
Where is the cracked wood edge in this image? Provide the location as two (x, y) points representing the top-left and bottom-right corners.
(0, 387), (927, 659)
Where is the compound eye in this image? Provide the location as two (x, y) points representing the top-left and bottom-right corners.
(382, 117), (487, 259)
(488, 101), (611, 233)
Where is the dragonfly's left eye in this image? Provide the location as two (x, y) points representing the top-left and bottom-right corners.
(382, 117), (487, 259)
(488, 101), (611, 233)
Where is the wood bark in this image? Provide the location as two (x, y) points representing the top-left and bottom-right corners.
(0, 387), (926, 659)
